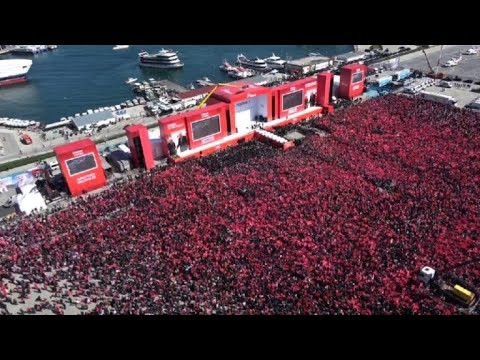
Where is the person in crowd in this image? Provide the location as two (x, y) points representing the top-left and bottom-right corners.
(0, 94), (479, 315)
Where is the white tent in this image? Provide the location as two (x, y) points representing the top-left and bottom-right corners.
(16, 184), (47, 216)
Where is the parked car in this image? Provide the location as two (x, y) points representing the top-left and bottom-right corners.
(20, 134), (32, 145)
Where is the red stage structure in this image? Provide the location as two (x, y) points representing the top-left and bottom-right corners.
(271, 77), (319, 119)
(126, 124), (155, 170)
(316, 72), (334, 112)
(159, 102), (229, 156)
(338, 63), (367, 100)
(208, 83), (272, 133)
(53, 139), (106, 197)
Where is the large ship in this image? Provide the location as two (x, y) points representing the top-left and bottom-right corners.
(236, 54), (269, 72)
(263, 53), (286, 70)
(138, 49), (184, 69)
(0, 59), (33, 87)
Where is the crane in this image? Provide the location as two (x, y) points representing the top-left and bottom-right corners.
(422, 47), (434, 74)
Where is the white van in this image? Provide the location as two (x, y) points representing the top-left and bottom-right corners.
(48, 160), (60, 171)
(440, 80), (453, 88)
(118, 144), (131, 154)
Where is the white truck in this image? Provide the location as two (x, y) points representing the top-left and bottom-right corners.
(417, 91), (457, 106)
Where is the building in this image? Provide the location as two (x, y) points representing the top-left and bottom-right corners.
(335, 51), (366, 64)
(72, 111), (117, 131)
(284, 56), (332, 75)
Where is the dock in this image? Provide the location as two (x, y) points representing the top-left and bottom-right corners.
(155, 79), (188, 94)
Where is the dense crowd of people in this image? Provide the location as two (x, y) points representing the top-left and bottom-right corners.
(1, 94), (480, 314)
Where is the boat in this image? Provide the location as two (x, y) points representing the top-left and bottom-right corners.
(0, 118), (32, 128)
(0, 59), (33, 87)
(219, 59), (235, 72)
(228, 66), (254, 79)
(308, 52), (323, 57)
(138, 49), (184, 69)
(47, 45), (58, 50)
(113, 45), (129, 51)
(196, 77), (214, 86)
(237, 54), (269, 71)
(126, 77), (138, 84)
(11, 45), (44, 55)
(264, 53), (286, 69)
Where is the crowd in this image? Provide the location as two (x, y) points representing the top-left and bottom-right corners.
(1, 94), (480, 315)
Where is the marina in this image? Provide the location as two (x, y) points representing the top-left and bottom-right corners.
(4, 44), (479, 173)
(0, 45), (352, 123)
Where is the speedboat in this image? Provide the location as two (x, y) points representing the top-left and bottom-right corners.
(219, 59), (235, 72)
(126, 77), (138, 84)
(196, 77), (214, 86)
(113, 45), (130, 51)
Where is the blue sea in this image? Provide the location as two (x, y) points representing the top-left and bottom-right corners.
(0, 45), (352, 124)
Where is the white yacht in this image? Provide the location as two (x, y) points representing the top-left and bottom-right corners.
(219, 59), (235, 72)
(264, 53), (286, 69)
(126, 77), (138, 84)
(138, 49), (184, 69)
(236, 54), (269, 71)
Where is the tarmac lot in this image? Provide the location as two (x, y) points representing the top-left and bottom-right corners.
(398, 45), (480, 81)
(423, 84), (480, 108)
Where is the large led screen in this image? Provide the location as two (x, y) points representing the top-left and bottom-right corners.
(282, 90), (304, 111)
(66, 153), (97, 176)
(191, 115), (221, 141)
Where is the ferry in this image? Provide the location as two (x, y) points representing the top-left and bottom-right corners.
(237, 54), (269, 71)
(0, 59), (33, 87)
(138, 49), (184, 69)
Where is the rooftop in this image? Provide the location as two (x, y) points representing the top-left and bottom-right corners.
(336, 51), (367, 61)
(178, 85), (216, 100)
(286, 55), (331, 67)
(72, 111), (116, 129)
(54, 138), (96, 155)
